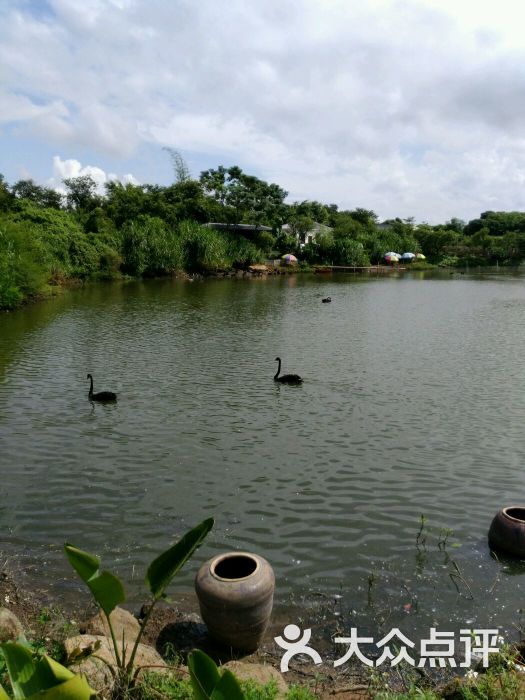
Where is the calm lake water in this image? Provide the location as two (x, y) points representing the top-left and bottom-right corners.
(2, 270), (525, 641)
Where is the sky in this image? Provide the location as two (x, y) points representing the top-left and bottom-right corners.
(1, 0), (525, 223)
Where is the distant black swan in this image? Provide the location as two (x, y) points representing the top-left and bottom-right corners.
(322, 297), (331, 303)
(274, 357), (302, 384)
(87, 374), (117, 402)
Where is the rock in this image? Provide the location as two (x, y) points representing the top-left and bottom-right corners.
(248, 264), (268, 274)
(222, 661), (287, 698)
(0, 608), (24, 642)
(81, 607), (141, 647)
(64, 634), (167, 694)
(66, 656), (114, 697)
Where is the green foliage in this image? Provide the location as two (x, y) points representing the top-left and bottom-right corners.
(11, 180), (62, 209)
(302, 228), (370, 266)
(188, 650), (244, 700)
(121, 215), (183, 276)
(105, 182), (153, 228)
(6, 161), (525, 311)
(64, 518), (213, 691)
(224, 232), (265, 267)
(178, 222), (229, 272)
(139, 671), (194, 699)
(0, 221), (49, 309)
(464, 211), (525, 237)
(0, 642), (95, 700)
(284, 686), (318, 700)
(373, 689), (440, 699)
(64, 544), (126, 616)
(200, 166), (288, 227)
(438, 254), (461, 267)
(7, 202), (100, 277)
(141, 669), (314, 700)
(146, 517), (214, 599)
(253, 231), (276, 254)
(63, 175), (100, 212)
(0, 174), (13, 212)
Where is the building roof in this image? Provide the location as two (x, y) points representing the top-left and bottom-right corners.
(204, 222), (272, 232)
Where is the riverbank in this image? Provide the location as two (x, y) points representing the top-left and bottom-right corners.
(1, 565), (524, 700)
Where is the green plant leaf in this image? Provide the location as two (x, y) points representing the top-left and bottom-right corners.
(63, 545), (99, 583)
(146, 518), (214, 600)
(210, 670), (245, 700)
(64, 544), (125, 615)
(86, 571), (126, 616)
(1, 643), (96, 700)
(39, 656), (75, 684)
(188, 649), (221, 700)
(1, 642), (39, 699)
(26, 675), (94, 700)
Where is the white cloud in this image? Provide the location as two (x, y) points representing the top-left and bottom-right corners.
(2, 0), (525, 221)
(48, 156), (138, 194)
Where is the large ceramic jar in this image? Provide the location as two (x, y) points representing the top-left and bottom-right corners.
(488, 506), (525, 557)
(195, 551), (275, 652)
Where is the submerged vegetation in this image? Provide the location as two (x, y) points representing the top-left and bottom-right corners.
(2, 164), (525, 309)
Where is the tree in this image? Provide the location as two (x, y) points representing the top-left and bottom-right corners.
(163, 147), (191, 183)
(161, 180), (209, 223)
(104, 181), (151, 227)
(349, 208), (378, 226)
(0, 174), (13, 211)
(63, 175), (100, 211)
(199, 166), (288, 226)
(464, 211), (525, 237)
(11, 179), (62, 209)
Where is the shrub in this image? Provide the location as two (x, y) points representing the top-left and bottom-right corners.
(0, 221), (48, 309)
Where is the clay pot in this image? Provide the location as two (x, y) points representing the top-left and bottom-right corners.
(488, 506), (525, 557)
(195, 551), (275, 652)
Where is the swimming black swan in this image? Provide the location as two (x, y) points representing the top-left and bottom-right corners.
(87, 374), (117, 402)
(274, 357), (302, 384)
(322, 297), (331, 303)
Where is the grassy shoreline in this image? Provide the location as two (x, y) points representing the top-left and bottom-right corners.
(0, 564), (523, 699)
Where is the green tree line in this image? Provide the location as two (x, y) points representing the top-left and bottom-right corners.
(1, 166), (525, 309)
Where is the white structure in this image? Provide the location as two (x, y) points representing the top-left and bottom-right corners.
(282, 222), (333, 246)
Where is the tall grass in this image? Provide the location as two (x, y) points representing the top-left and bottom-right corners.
(0, 221), (49, 309)
(0, 209), (269, 310)
(178, 221), (264, 271)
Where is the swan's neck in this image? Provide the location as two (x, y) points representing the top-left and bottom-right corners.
(88, 376), (93, 397)
(274, 359), (281, 379)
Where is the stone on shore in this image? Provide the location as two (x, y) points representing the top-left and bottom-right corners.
(0, 607), (25, 642)
(81, 606), (141, 646)
(65, 634), (167, 695)
(222, 660), (287, 698)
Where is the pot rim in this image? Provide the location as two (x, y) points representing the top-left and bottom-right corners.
(210, 551), (261, 583)
(502, 506), (525, 523)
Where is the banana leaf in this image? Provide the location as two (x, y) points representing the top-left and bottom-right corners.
(0, 643), (94, 700)
(64, 544), (125, 615)
(188, 650), (244, 700)
(146, 518), (214, 600)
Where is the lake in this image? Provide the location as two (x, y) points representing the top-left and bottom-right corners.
(1, 270), (525, 641)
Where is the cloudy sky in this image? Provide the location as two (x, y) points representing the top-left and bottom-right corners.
(1, 0), (525, 223)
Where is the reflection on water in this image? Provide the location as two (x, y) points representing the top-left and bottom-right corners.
(1, 272), (525, 638)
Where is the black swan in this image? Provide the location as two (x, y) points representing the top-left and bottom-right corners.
(87, 374), (117, 402)
(274, 357), (302, 384)
(322, 297), (331, 303)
